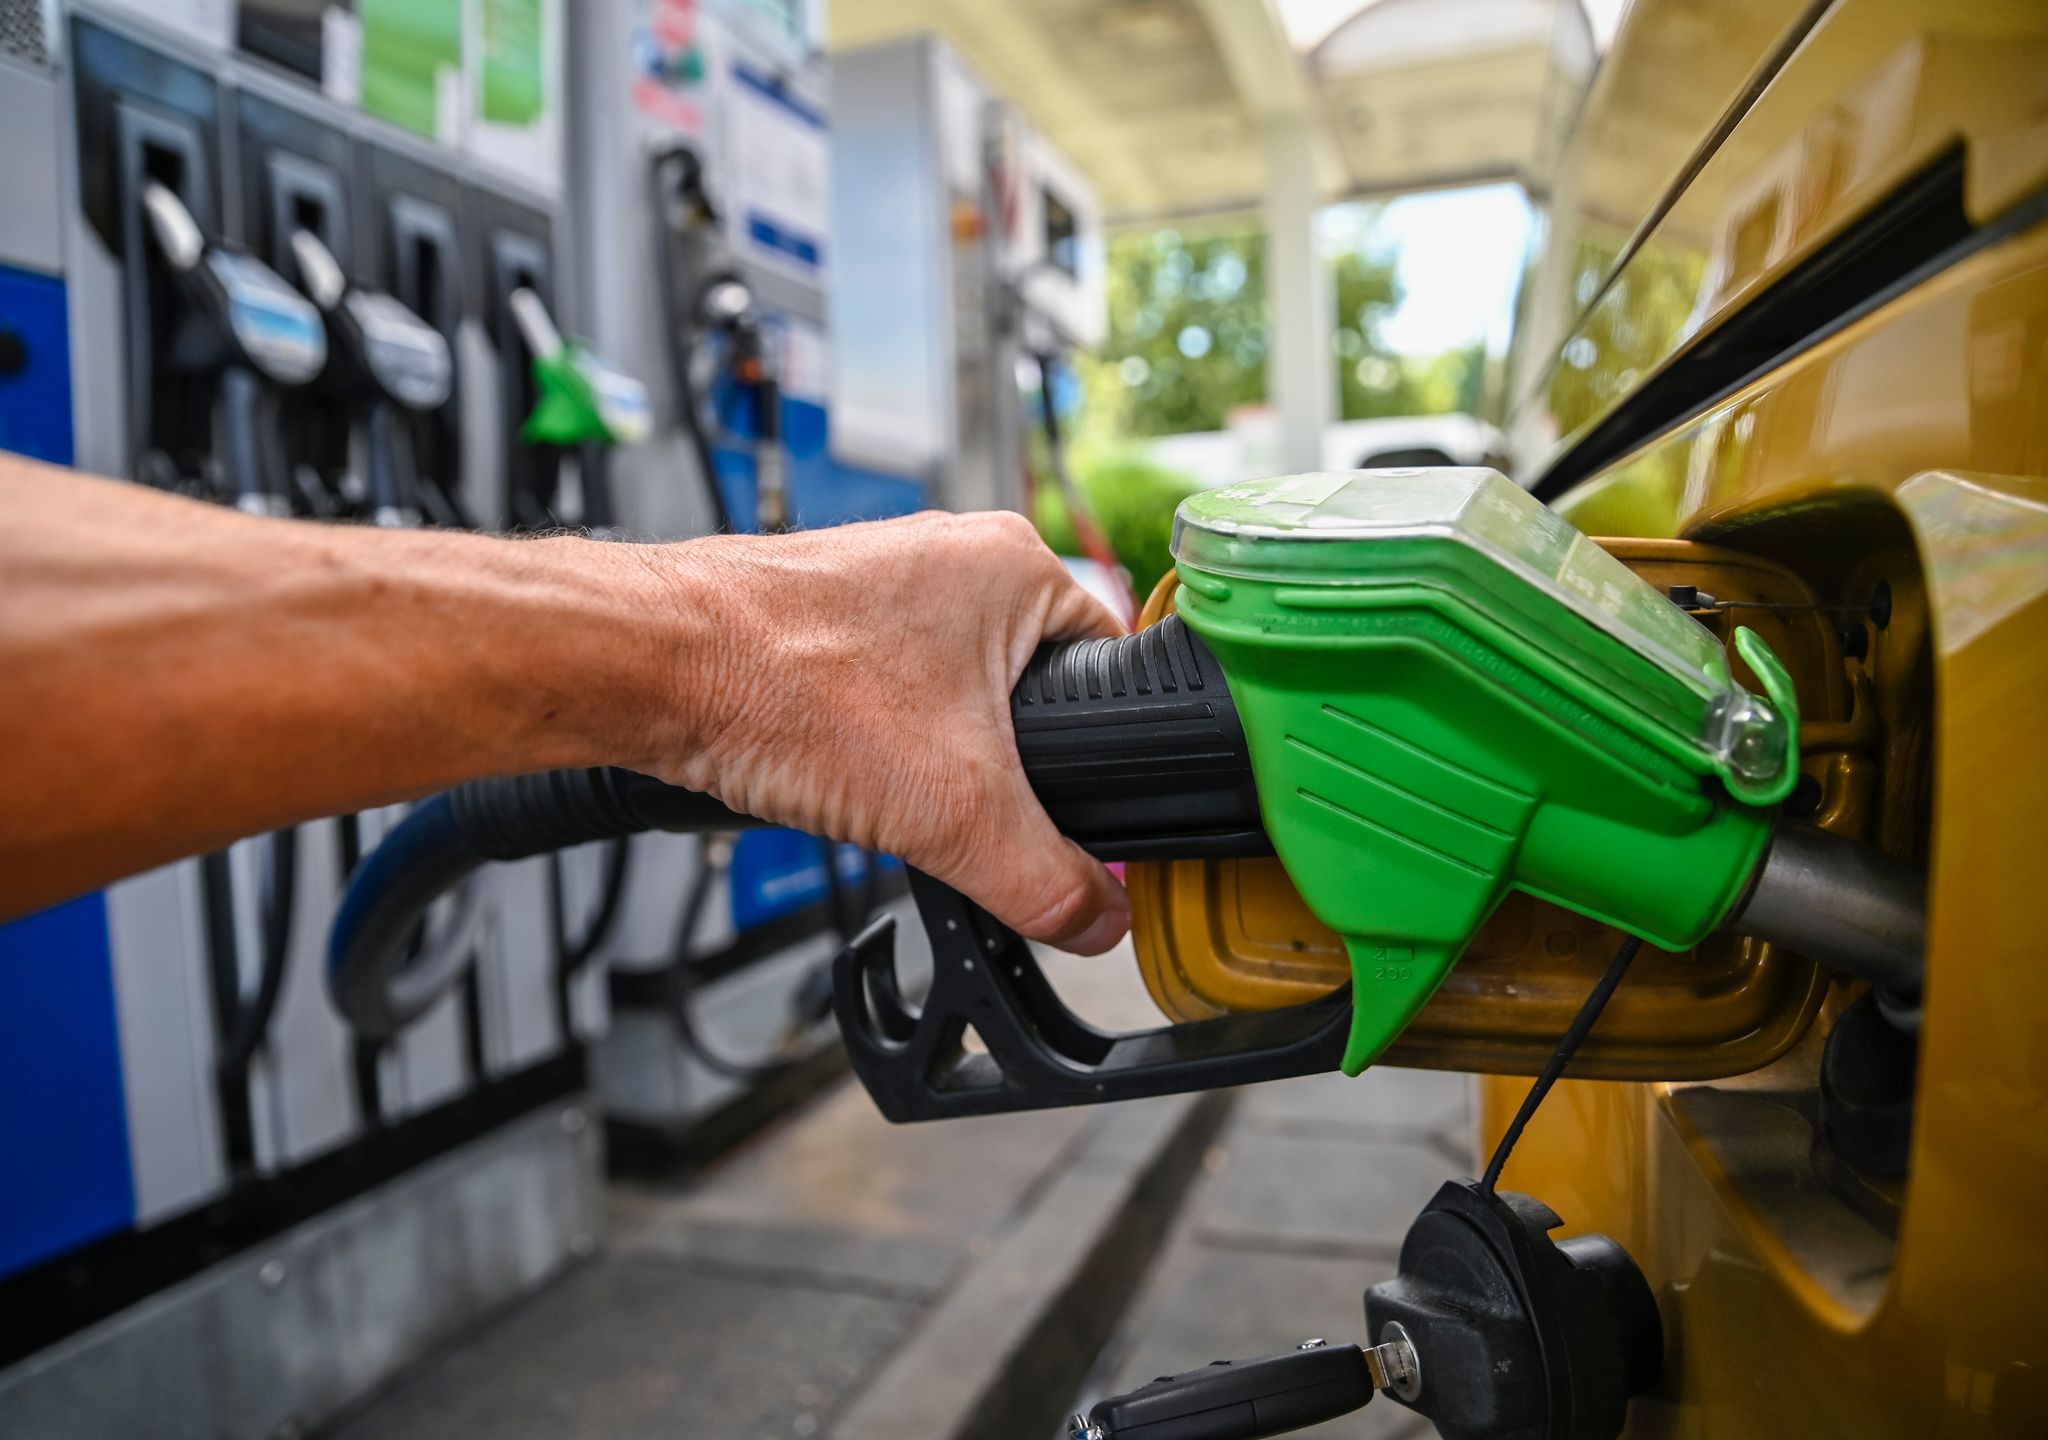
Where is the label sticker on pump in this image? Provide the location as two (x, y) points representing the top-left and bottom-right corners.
(726, 62), (828, 277)
(633, 0), (712, 133)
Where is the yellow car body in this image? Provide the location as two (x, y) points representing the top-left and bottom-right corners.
(1498, 0), (2046, 1433)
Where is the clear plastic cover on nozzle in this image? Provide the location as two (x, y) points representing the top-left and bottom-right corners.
(1170, 469), (1794, 798)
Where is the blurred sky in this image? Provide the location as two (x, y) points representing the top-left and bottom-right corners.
(1320, 183), (1535, 357)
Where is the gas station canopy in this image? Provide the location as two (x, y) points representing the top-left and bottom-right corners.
(828, 0), (1599, 223)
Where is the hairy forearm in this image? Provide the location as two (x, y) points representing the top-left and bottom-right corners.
(0, 459), (701, 916)
(4, 458), (1129, 951)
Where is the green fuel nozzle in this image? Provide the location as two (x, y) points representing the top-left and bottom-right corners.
(509, 287), (652, 449)
(1166, 469), (1800, 1072)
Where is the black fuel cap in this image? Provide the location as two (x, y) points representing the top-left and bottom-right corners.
(1366, 1179), (1661, 1440)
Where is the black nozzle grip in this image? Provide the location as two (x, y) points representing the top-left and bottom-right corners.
(1011, 615), (1268, 860)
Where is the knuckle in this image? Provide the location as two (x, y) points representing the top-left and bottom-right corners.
(987, 509), (1041, 546)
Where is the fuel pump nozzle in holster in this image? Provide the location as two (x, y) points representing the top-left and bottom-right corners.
(288, 229), (453, 527)
(504, 286), (650, 533)
(648, 141), (785, 532)
(329, 470), (1924, 1117)
(509, 287), (651, 452)
(139, 181), (327, 516)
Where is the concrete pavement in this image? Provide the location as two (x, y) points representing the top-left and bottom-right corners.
(321, 943), (1216, 1440)
(321, 946), (1477, 1440)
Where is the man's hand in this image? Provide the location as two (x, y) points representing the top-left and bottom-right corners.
(642, 511), (1132, 954)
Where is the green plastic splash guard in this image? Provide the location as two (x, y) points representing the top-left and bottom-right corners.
(1170, 469), (1798, 1075)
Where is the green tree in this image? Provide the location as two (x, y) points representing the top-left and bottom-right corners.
(1537, 233), (1705, 531)
(1075, 221), (1493, 443)
(1032, 451), (1204, 602)
(1075, 224), (1275, 441)
(1342, 340), (1490, 421)
(1051, 216), (1502, 587)
(1330, 247), (1414, 420)
(1544, 235), (1704, 436)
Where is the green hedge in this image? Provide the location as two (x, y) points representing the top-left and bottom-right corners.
(1033, 452), (1205, 603)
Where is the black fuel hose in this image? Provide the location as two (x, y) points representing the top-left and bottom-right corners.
(219, 367), (276, 513)
(662, 839), (787, 1083)
(553, 836), (633, 977)
(544, 835), (630, 1040)
(330, 618), (1266, 1038)
(364, 399), (410, 521)
(330, 769), (760, 1038)
(666, 835), (875, 1085)
(207, 826), (299, 1175)
(666, 321), (730, 536)
(649, 146), (735, 535)
(417, 469), (476, 530)
(218, 826), (300, 1080)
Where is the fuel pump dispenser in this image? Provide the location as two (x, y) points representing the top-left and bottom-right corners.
(830, 35), (1107, 521)
(289, 224), (468, 1152)
(480, 209), (568, 534)
(363, 150), (474, 532)
(466, 206), (622, 1080)
(646, 140), (787, 534)
(20, 19), (283, 1286)
(7, 11), (616, 1429)
(330, 468), (1925, 1440)
(2, 11), (618, 1433)
(505, 282), (653, 1055)
(132, 176), (345, 1182)
(234, 90), (359, 521)
(983, 108), (1129, 615)
(829, 34), (1133, 616)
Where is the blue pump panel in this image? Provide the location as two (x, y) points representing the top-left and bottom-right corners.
(706, 315), (920, 932)
(0, 896), (137, 1279)
(730, 831), (900, 932)
(711, 394), (925, 532)
(0, 263), (76, 466)
(0, 267), (135, 1280)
